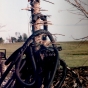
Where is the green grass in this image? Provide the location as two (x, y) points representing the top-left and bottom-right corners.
(0, 41), (88, 67)
(59, 41), (88, 67)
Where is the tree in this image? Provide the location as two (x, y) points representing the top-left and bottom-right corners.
(15, 32), (21, 39)
(0, 37), (4, 43)
(65, 0), (88, 19)
(11, 37), (17, 43)
(65, 0), (88, 43)
(15, 32), (23, 42)
(17, 35), (23, 42)
(22, 33), (28, 42)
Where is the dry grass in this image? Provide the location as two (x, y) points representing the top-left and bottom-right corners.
(0, 42), (23, 58)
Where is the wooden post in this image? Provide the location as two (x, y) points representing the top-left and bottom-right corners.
(31, 0), (40, 32)
(0, 53), (2, 77)
(21, 0), (52, 45)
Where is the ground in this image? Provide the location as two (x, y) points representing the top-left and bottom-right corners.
(0, 41), (88, 67)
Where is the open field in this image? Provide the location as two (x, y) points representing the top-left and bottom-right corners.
(59, 41), (88, 67)
(0, 41), (88, 67)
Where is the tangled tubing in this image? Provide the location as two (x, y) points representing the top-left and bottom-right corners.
(0, 30), (82, 88)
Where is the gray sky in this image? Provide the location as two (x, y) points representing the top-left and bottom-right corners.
(0, 0), (88, 41)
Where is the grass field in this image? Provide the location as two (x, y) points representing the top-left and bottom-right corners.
(0, 41), (88, 67)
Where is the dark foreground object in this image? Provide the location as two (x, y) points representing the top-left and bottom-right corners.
(55, 66), (88, 88)
(0, 30), (88, 88)
(0, 30), (67, 88)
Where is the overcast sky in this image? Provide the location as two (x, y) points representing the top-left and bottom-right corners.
(0, 0), (88, 41)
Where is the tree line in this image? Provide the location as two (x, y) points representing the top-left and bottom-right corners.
(0, 32), (28, 43)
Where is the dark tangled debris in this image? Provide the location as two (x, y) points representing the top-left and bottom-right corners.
(0, 61), (88, 88)
(0, 0), (88, 88)
(54, 66), (88, 88)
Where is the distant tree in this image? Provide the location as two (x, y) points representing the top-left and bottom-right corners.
(11, 37), (17, 43)
(17, 35), (23, 42)
(0, 37), (4, 43)
(15, 32), (20, 39)
(22, 33), (28, 42)
(15, 32), (23, 42)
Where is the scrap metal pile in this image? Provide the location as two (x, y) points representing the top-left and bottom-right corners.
(0, 0), (88, 88)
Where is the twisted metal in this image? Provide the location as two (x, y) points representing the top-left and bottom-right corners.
(0, 0), (84, 87)
(0, 30), (67, 88)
